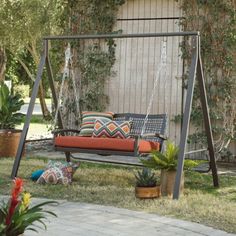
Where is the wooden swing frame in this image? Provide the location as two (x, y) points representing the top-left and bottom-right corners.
(11, 32), (219, 200)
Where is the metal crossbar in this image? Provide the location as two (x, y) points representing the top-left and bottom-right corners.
(43, 32), (199, 40)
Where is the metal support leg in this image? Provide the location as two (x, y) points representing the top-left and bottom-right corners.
(173, 37), (198, 199)
(196, 40), (219, 187)
(65, 152), (71, 162)
(11, 41), (47, 178)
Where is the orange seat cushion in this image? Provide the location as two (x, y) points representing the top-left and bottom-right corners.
(55, 136), (160, 153)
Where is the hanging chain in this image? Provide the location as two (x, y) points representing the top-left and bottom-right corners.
(141, 40), (168, 136)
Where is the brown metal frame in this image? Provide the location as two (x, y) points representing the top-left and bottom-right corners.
(11, 32), (219, 200)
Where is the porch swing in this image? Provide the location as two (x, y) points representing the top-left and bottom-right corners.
(52, 40), (168, 164)
(11, 32), (219, 200)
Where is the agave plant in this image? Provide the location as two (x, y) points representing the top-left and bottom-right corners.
(141, 140), (198, 171)
(0, 178), (57, 236)
(0, 82), (24, 129)
(134, 168), (158, 187)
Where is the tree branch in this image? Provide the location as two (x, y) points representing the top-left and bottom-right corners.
(15, 55), (35, 82)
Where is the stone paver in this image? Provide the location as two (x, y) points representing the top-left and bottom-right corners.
(21, 199), (235, 236)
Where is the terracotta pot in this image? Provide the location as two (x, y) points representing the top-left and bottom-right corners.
(0, 129), (23, 157)
(135, 185), (161, 199)
(160, 169), (184, 197)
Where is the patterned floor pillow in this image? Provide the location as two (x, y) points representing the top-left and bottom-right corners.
(37, 161), (80, 185)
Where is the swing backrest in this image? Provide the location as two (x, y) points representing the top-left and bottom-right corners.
(114, 113), (167, 149)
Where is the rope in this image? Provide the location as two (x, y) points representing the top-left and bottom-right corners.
(69, 51), (81, 121)
(53, 45), (71, 127)
(141, 40), (168, 136)
(54, 43), (80, 128)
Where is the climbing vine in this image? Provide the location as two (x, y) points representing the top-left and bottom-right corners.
(53, 0), (125, 128)
(177, 0), (236, 157)
(78, 39), (116, 111)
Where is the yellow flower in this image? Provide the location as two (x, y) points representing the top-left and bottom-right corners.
(20, 192), (31, 212)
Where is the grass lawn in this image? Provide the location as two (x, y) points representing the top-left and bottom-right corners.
(22, 115), (48, 124)
(0, 157), (236, 233)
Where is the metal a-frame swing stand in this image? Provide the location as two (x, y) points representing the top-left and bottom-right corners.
(11, 31), (219, 200)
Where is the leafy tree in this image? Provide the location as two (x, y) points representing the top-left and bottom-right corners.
(0, 0), (64, 118)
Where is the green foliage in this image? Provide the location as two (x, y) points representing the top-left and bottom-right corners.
(142, 141), (179, 171)
(177, 0), (236, 153)
(0, 200), (57, 236)
(0, 178), (57, 236)
(58, 0), (125, 114)
(0, 0), (64, 117)
(0, 82), (24, 129)
(62, 0), (125, 34)
(79, 42), (116, 111)
(13, 85), (29, 98)
(134, 168), (158, 187)
(141, 141), (198, 171)
(0, 0), (63, 49)
(26, 115), (46, 124)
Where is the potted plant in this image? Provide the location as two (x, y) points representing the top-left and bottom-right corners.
(0, 82), (24, 157)
(141, 141), (197, 197)
(134, 167), (161, 199)
(0, 178), (57, 236)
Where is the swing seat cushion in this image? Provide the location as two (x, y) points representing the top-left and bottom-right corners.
(54, 136), (160, 153)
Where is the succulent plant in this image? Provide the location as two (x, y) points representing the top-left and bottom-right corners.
(134, 168), (158, 187)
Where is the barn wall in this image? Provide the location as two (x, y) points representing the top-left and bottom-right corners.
(105, 0), (183, 143)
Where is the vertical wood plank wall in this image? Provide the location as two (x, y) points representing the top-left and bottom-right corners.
(105, 0), (183, 144)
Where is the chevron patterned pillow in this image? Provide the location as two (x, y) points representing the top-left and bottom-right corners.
(93, 119), (131, 139)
